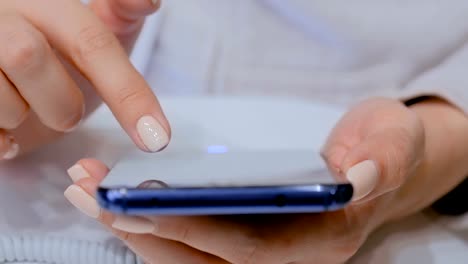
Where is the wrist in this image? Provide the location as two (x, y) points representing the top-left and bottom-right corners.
(408, 97), (468, 174)
(381, 97), (468, 222)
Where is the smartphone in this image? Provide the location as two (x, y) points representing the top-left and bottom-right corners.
(97, 149), (353, 215)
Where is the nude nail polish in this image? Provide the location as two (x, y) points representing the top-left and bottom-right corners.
(137, 116), (169, 152)
(2, 143), (19, 160)
(346, 160), (379, 201)
(112, 215), (155, 234)
(67, 164), (90, 183)
(64, 185), (100, 218)
(64, 105), (86, 133)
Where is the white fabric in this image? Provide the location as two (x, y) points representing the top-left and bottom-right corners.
(0, 111), (139, 264)
(139, 0), (468, 111)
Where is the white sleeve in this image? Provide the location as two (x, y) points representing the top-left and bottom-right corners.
(400, 42), (468, 113)
(130, 12), (164, 74)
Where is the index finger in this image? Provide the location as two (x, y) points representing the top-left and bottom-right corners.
(11, 0), (170, 152)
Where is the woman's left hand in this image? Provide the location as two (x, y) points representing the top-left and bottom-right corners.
(64, 98), (431, 264)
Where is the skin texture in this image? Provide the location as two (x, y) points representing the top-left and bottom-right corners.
(0, 0), (170, 158)
(66, 98), (468, 264)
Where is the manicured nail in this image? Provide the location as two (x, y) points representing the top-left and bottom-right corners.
(64, 118), (82, 133)
(2, 142), (19, 160)
(64, 185), (100, 218)
(346, 160), (379, 201)
(151, 0), (159, 5)
(67, 164), (91, 183)
(112, 215), (155, 234)
(64, 105), (85, 133)
(137, 116), (169, 152)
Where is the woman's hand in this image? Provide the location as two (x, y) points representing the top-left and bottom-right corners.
(65, 159), (380, 264)
(321, 97), (425, 202)
(62, 97), (445, 264)
(0, 0), (170, 160)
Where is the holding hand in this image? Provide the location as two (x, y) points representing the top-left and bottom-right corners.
(0, 0), (170, 160)
(64, 98), (433, 263)
(321, 98), (425, 202)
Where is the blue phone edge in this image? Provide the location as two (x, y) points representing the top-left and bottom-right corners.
(97, 184), (354, 215)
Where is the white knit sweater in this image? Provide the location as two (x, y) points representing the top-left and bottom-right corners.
(135, 0), (468, 112)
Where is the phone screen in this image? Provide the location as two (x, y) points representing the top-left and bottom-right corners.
(100, 148), (344, 190)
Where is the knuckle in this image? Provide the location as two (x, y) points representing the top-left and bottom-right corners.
(1, 30), (46, 71)
(322, 143), (349, 169)
(386, 127), (414, 189)
(74, 26), (117, 63)
(115, 85), (150, 107)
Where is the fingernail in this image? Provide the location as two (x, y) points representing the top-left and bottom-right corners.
(112, 215), (155, 234)
(64, 105), (86, 133)
(346, 160), (379, 201)
(67, 164), (90, 183)
(2, 142), (19, 160)
(64, 185), (100, 218)
(137, 115), (169, 152)
(64, 118), (82, 133)
(65, 126), (78, 133)
(151, 0), (159, 5)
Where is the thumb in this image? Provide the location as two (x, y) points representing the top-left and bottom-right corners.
(341, 129), (423, 202)
(89, 0), (160, 52)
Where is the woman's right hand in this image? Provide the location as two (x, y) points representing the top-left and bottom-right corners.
(0, 0), (170, 160)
